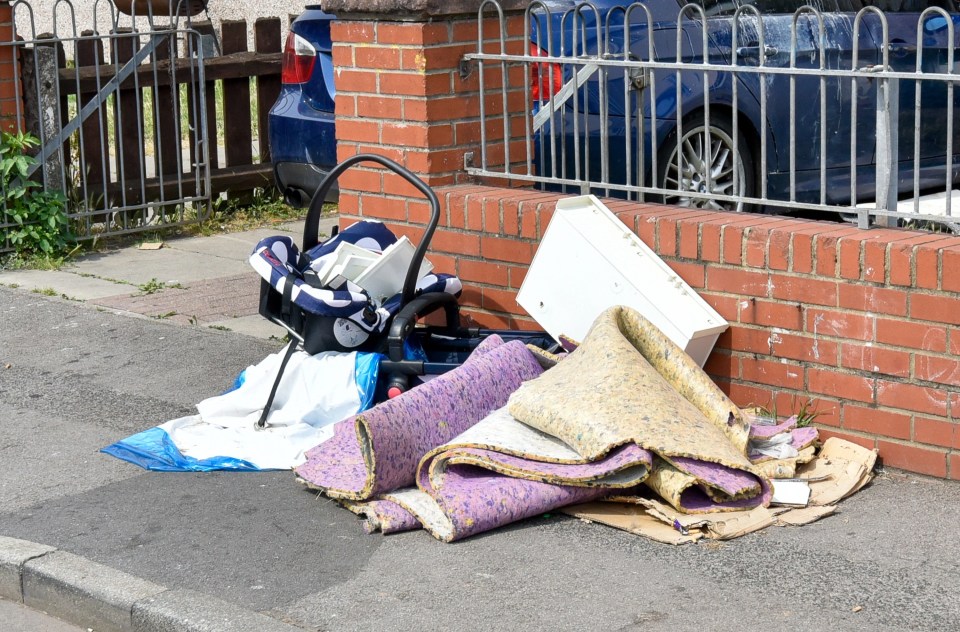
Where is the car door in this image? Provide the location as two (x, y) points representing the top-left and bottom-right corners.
(705, 0), (882, 204)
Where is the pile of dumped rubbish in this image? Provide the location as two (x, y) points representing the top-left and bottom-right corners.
(293, 305), (874, 543)
(103, 189), (876, 544)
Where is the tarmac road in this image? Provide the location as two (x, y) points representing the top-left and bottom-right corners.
(1, 286), (959, 631)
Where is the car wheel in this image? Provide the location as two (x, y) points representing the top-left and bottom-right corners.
(658, 114), (755, 212)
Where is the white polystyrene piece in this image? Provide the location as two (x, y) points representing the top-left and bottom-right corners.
(353, 236), (433, 302)
(516, 194), (728, 367)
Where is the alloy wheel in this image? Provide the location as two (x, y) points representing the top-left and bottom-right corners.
(662, 123), (748, 212)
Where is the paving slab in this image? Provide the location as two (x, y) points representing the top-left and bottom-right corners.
(0, 218), (332, 335)
(91, 273), (262, 323)
(65, 248), (251, 287)
(163, 231), (284, 260)
(0, 269), (130, 300)
(278, 217), (332, 240)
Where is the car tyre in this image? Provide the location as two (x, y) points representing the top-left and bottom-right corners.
(657, 113), (755, 212)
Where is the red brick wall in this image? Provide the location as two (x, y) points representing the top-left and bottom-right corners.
(327, 9), (960, 479)
(0, 1), (18, 132)
(356, 185), (960, 480)
(331, 14), (528, 235)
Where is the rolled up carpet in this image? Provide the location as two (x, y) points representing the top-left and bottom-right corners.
(341, 499), (421, 534)
(294, 336), (544, 500)
(347, 406), (652, 541)
(383, 477), (611, 542)
(508, 306), (771, 513)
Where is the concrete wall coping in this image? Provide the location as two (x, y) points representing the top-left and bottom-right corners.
(321, 0), (528, 20)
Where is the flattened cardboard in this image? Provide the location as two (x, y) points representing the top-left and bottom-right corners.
(569, 442), (870, 543)
(563, 502), (702, 545)
(797, 438), (877, 506)
(631, 496), (777, 540)
(775, 505), (837, 526)
(753, 445), (816, 479)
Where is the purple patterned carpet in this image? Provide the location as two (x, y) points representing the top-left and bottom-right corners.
(295, 336), (544, 500)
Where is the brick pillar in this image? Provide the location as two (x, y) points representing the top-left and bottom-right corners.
(0, 1), (18, 132)
(322, 0), (528, 232)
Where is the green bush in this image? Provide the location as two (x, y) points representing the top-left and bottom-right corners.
(2, 131), (72, 257)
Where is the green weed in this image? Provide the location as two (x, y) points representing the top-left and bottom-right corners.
(194, 187), (303, 235)
(750, 395), (821, 428)
(1, 132), (74, 259)
(137, 278), (187, 294)
(1, 252), (73, 271)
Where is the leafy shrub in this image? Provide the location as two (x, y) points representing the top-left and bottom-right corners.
(1, 131), (72, 257)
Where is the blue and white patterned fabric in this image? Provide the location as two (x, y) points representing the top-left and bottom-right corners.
(249, 220), (462, 338)
(306, 219), (397, 260)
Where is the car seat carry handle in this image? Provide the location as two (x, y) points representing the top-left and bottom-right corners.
(387, 291), (461, 362)
(303, 153), (441, 306)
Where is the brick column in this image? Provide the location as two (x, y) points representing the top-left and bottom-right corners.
(321, 0), (528, 236)
(0, 1), (19, 132)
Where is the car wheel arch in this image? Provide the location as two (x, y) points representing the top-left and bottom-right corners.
(655, 104), (761, 211)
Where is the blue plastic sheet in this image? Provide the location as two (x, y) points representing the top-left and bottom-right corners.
(102, 351), (381, 472)
(101, 427), (261, 472)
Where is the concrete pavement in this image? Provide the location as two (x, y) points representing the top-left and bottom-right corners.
(1, 224), (960, 631)
(0, 217), (336, 339)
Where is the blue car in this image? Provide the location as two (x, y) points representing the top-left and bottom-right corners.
(270, 1), (960, 212)
(269, 6), (338, 207)
(532, 0), (960, 211)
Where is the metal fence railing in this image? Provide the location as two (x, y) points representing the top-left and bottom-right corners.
(0, 0), (215, 253)
(464, 0), (960, 232)
(1, 1), (284, 255)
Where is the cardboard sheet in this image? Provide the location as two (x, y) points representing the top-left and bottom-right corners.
(563, 502), (702, 545)
(775, 505), (837, 526)
(570, 439), (874, 543)
(798, 438), (878, 506)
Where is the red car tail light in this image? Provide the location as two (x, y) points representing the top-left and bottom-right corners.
(530, 43), (562, 101)
(281, 32), (317, 84)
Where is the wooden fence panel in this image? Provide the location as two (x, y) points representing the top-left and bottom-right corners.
(221, 20), (252, 169)
(255, 17), (281, 164)
(112, 28), (145, 207)
(76, 31), (108, 192)
(152, 29), (181, 182)
(188, 20), (219, 172)
(53, 18), (283, 210)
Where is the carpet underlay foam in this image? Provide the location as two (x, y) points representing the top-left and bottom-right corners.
(296, 306), (773, 541)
